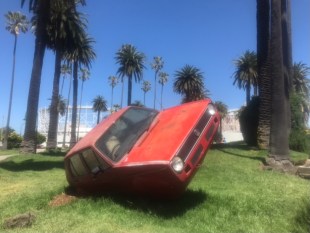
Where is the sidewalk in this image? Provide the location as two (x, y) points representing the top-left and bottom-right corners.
(0, 155), (15, 162)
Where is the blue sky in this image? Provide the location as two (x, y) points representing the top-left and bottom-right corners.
(0, 0), (309, 133)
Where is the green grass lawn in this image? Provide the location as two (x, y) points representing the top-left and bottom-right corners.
(0, 143), (309, 233)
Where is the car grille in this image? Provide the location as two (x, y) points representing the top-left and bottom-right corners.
(177, 110), (212, 161)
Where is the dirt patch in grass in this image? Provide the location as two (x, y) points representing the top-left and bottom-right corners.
(48, 193), (77, 207)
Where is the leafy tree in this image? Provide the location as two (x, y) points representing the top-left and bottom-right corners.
(233, 50), (258, 105)
(131, 100), (144, 107)
(292, 62), (310, 124)
(113, 104), (121, 112)
(151, 56), (164, 109)
(158, 71), (169, 110)
(3, 11), (29, 150)
(8, 132), (23, 149)
(57, 96), (67, 116)
(173, 65), (206, 103)
(141, 80), (151, 106)
(108, 76), (119, 113)
(92, 95), (107, 124)
(214, 101), (228, 141)
(115, 44), (146, 106)
(36, 132), (46, 145)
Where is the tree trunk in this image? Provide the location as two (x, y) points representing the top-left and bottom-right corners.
(62, 68), (72, 148)
(269, 0), (289, 160)
(153, 71), (157, 109)
(127, 74), (132, 106)
(77, 80), (85, 139)
(246, 82), (251, 105)
(20, 37), (46, 153)
(257, 0), (271, 149)
(46, 51), (62, 150)
(3, 35), (17, 150)
(70, 62), (78, 148)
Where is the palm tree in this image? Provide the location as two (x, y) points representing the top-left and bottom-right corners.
(57, 96), (67, 117)
(257, 0), (271, 149)
(151, 56), (164, 109)
(3, 11), (29, 150)
(269, 0), (290, 161)
(173, 65), (206, 103)
(20, 0), (51, 153)
(233, 50), (258, 106)
(115, 44), (146, 106)
(46, 0), (86, 150)
(108, 76), (119, 113)
(141, 80), (151, 106)
(113, 104), (121, 112)
(77, 67), (90, 139)
(68, 33), (96, 147)
(62, 64), (72, 148)
(158, 71), (169, 110)
(92, 95), (107, 124)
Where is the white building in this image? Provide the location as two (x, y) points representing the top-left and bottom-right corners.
(221, 109), (243, 142)
(38, 106), (109, 147)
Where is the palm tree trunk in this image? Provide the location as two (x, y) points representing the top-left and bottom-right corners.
(153, 71), (157, 109)
(160, 84), (164, 110)
(246, 82), (251, 105)
(111, 86), (114, 113)
(46, 51), (62, 150)
(127, 75), (132, 106)
(120, 77), (124, 108)
(77, 80), (85, 140)
(21, 37), (46, 153)
(269, 0), (289, 160)
(70, 61), (78, 148)
(3, 35), (17, 150)
(97, 111), (100, 124)
(257, 0), (271, 149)
(62, 64), (72, 148)
(281, 0), (293, 135)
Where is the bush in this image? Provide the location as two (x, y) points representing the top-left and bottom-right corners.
(239, 97), (259, 147)
(289, 93), (310, 153)
(8, 132), (23, 149)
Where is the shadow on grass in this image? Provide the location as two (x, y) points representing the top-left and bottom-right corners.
(0, 159), (64, 171)
(212, 142), (265, 163)
(66, 186), (207, 219)
(292, 201), (310, 233)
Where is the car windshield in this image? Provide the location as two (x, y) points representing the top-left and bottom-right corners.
(95, 107), (158, 162)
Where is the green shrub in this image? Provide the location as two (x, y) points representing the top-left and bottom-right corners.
(8, 132), (23, 149)
(289, 93), (310, 153)
(239, 96), (259, 146)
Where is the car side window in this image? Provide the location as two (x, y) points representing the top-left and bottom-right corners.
(69, 149), (109, 177)
(69, 154), (88, 177)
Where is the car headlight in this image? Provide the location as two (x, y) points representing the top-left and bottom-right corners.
(171, 157), (184, 173)
(207, 104), (216, 115)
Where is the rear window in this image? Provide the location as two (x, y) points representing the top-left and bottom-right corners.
(95, 107), (158, 162)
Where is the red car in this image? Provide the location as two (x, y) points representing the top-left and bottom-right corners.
(64, 99), (220, 198)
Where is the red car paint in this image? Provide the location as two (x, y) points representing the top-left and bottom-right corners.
(64, 99), (220, 198)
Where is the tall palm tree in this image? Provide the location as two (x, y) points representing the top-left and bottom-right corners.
(151, 56), (164, 109)
(269, 0), (290, 160)
(233, 50), (258, 105)
(46, 0), (86, 150)
(77, 67), (90, 139)
(92, 95), (107, 124)
(141, 80), (151, 106)
(108, 76), (119, 113)
(257, 0), (271, 149)
(173, 65), (206, 103)
(158, 71), (169, 110)
(3, 11), (29, 150)
(67, 34), (96, 148)
(20, 0), (51, 153)
(62, 64), (72, 148)
(115, 44), (146, 106)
